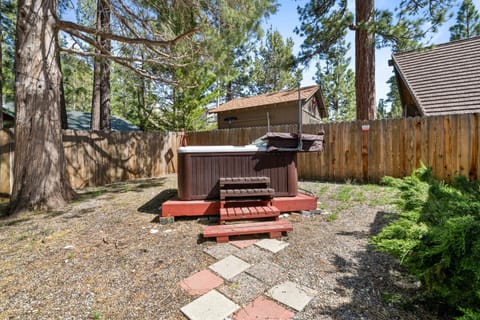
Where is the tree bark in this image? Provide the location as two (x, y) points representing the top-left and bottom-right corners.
(355, 0), (376, 120)
(0, 0), (4, 130)
(57, 47), (68, 129)
(11, 0), (75, 213)
(99, 0), (111, 130)
(91, 0), (111, 131)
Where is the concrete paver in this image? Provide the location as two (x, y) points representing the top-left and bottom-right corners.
(234, 245), (273, 264)
(245, 260), (286, 285)
(229, 239), (258, 249)
(267, 281), (316, 311)
(234, 295), (294, 320)
(255, 238), (289, 253)
(203, 243), (241, 260)
(180, 290), (239, 320)
(218, 273), (268, 306)
(180, 269), (224, 296)
(209, 255), (252, 280)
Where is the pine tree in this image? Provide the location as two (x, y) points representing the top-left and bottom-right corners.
(385, 74), (403, 118)
(249, 28), (302, 95)
(315, 37), (355, 122)
(296, 0), (456, 120)
(450, 0), (480, 40)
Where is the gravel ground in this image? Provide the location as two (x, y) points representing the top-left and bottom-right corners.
(0, 175), (443, 319)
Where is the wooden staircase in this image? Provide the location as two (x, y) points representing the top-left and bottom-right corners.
(203, 177), (293, 243)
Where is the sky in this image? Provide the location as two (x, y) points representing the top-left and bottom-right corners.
(263, 0), (470, 104)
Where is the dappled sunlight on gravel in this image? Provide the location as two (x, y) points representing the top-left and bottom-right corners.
(0, 176), (438, 319)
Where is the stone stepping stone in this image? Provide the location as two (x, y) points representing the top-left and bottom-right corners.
(181, 290), (239, 320)
(234, 295), (294, 320)
(209, 255), (251, 280)
(246, 260), (286, 286)
(267, 281), (316, 311)
(203, 243), (241, 260)
(255, 238), (289, 253)
(218, 273), (268, 306)
(230, 239), (258, 249)
(179, 269), (224, 296)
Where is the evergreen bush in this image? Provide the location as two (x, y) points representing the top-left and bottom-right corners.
(371, 165), (480, 318)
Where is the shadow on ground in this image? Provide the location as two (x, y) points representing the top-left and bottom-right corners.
(75, 177), (168, 203)
(137, 188), (178, 214)
(320, 211), (453, 320)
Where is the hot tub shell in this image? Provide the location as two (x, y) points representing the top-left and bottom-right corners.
(177, 145), (298, 201)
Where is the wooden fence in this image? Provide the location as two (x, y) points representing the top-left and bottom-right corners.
(188, 114), (480, 183)
(0, 129), (179, 195)
(1, 114), (479, 197)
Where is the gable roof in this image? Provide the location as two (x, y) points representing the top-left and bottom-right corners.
(1, 105), (140, 131)
(210, 85), (327, 117)
(67, 111), (140, 131)
(391, 36), (480, 116)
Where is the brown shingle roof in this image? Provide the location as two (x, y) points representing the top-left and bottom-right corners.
(210, 85), (323, 113)
(392, 36), (480, 116)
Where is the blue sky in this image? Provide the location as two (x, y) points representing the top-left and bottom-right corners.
(263, 0), (472, 104)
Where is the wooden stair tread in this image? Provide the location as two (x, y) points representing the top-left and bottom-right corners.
(220, 205), (280, 221)
(204, 220), (292, 238)
(220, 188), (275, 199)
(220, 176), (270, 187)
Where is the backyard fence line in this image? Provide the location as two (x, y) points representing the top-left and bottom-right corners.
(1, 114), (479, 197)
(188, 114), (480, 183)
(0, 129), (180, 195)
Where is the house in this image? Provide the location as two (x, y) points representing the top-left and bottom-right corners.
(67, 111), (140, 131)
(390, 36), (480, 117)
(209, 85), (328, 129)
(1, 104), (139, 131)
(1, 101), (15, 128)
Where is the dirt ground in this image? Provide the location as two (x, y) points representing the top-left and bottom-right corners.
(0, 175), (444, 319)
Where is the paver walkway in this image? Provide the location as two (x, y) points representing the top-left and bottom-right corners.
(179, 237), (316, 320)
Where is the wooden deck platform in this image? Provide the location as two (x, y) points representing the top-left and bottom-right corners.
(161, 192), (317, 217)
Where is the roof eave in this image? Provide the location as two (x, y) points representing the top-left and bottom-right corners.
(391, 54), (426, 117)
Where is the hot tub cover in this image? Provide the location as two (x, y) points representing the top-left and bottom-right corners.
(254, 132), (324, 152)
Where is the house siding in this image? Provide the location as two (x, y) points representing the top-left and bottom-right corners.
(217, 102), (299, 129)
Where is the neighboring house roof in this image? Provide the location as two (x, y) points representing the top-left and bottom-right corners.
(67, 111), (140, 131)
(210, 85), (328, 118)
(1, 105), (139, 131)
(2, 102), (14, 118)
(391, 36), (480, 116)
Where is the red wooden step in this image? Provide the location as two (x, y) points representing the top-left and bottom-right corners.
(219, 176), (270, 187)
(203, 220), (293, 243)
(220, 188), (275, 200)
(219, 205), (280, 223)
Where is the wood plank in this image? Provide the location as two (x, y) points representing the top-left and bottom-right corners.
(469, 114), (478, 180)
(458, 114), (471, 177)
(434, 116), (445, 180)
(337, 121), (345, 181)
(443, 116), (452, 182)
(204, 220), (292, 240)
(0, 130), (12, 196)
(399, 117), (407, 177)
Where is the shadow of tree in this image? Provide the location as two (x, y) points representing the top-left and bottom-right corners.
(319, 211), (450, 320)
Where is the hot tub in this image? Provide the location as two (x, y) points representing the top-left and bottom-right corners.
(177, 145), (298, 200)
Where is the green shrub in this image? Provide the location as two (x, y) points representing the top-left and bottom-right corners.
(372, 165), (480, 318)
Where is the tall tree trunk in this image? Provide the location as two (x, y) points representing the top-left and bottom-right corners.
(11, 0), (75, 213)
(99, 0), (110, 130)
(57, 47), (68, 129)
(225, 81), (233, 102)
(91, 0), (110, 131)
(355, 0), (376, 120)
(0, 0), (4, 130)
(91, 0), (102, 130)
